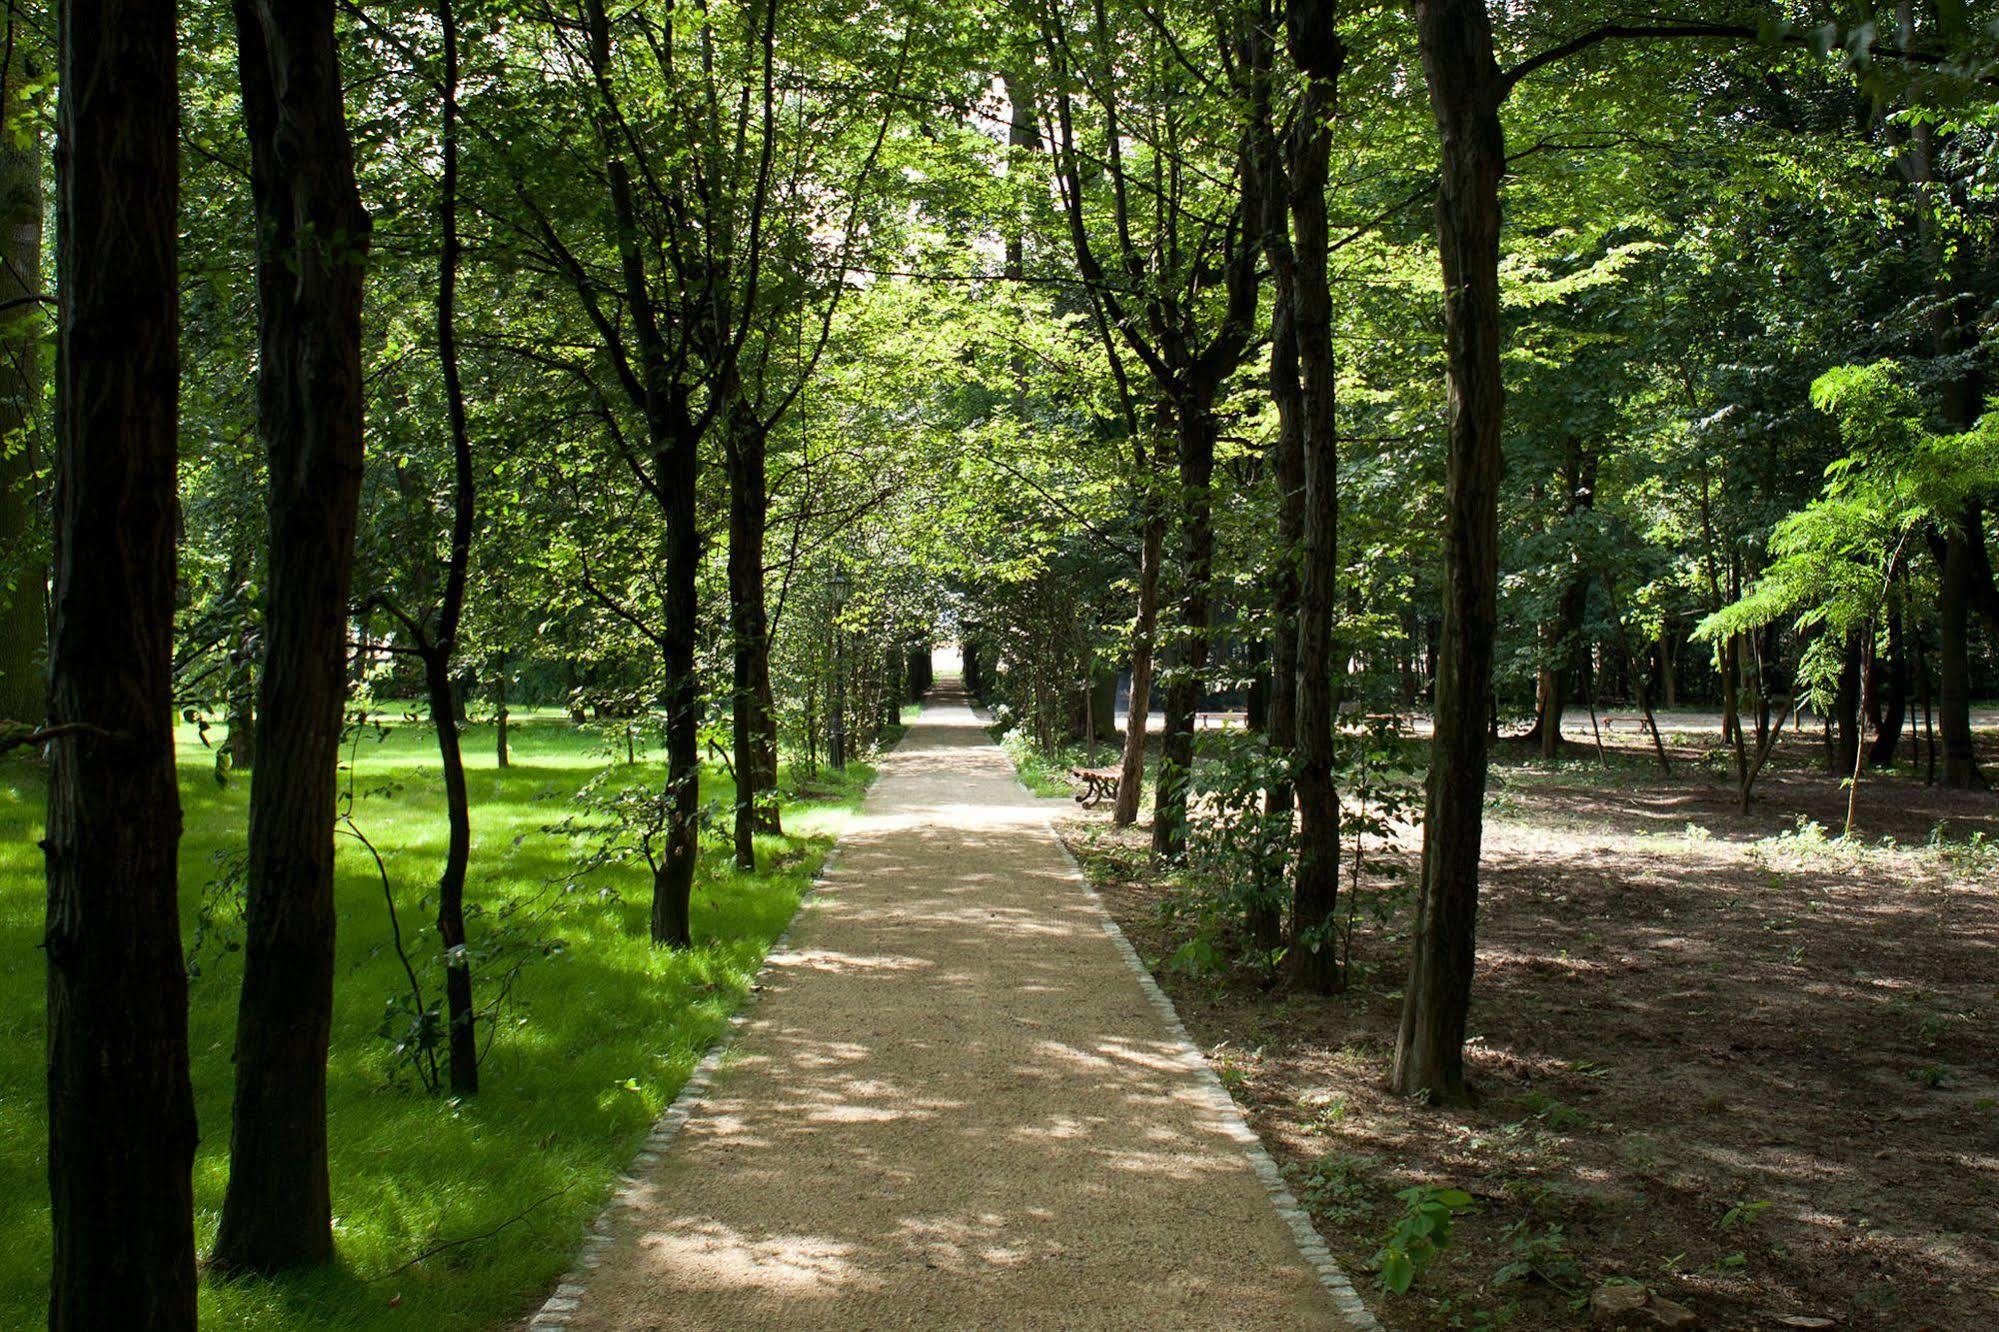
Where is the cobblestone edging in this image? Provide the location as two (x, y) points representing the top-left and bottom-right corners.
(1038, 813), (1384, 1332)
(522, 838), (853, 1330)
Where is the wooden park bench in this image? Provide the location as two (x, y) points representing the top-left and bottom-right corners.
(1070, 767), (1121, 808)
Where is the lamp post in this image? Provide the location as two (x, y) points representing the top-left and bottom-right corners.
(829, 568), (849, 770)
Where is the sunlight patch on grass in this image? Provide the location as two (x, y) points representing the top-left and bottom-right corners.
(0, 716), (873, 1330)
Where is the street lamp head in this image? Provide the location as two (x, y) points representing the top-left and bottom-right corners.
(829, 567), (850, 607)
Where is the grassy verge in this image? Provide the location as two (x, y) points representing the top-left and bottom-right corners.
(0, 713), (872, 1330)
(995, 728), (1131, 799)
(993, 717), (1163, 809)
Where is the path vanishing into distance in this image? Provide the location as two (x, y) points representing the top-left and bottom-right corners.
(533, 682), (1372, 1330)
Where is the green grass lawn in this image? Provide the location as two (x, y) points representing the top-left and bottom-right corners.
(0, 711), (874, 1329)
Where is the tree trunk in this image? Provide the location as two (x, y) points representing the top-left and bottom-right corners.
(728, 415), (776, 868)
(1282, 6), (1344, 994)
(1916, 618), (1937, 783)
(1601, 574), (1671, 775)
(1661, 628), (1678, 708)
(226, 651), (256, 770)
(1255, 90), (1303, 957)
(225, 545), (257, 771)
(1114, 488), (1163, 827)
(1244, 638), (1271, 734)
(1869, 599), (1907, 768)
(494, 662), (509, 768)
(45, 6), (199, 1323)
(1833, 629), (1861, 779)
(427, 0), (479, 1097)
(891, 639), (909, 729)
(1152, 382), (1219, 858)
(1393, 0), (1505, 1103)
(1902, 57), (1983, 790)
(1844, 620), (1874, 835)
(1721, 631), (1742, 749)
(1086, 669), (1116, 740)
(575, 0), (701, 942)
(1728, 631), (1753, 787)
(214, 0), (371, 1274)
(1938, 521), (1984, 788)
(1528, 626), (1560, 755)
(0, 15), (44, 727)
(1408, 635), (1420, 703)
(424, 653), (478, 1095)
(1532, 439), (1595, 760)
(1532, 569), (1588, 760)
(1752, 623), (1773, 747)
(655, 417), (701, 945)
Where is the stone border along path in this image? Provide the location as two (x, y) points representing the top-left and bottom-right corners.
(527, 684), (1377, 1330)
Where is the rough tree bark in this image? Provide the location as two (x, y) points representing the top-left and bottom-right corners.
(728, 411), (780, 870)
(214, 0), (372, 1274)
(1250, 24), (1302, 953)
(654, 410), (701, 946)
(1152, 381), (1221, 858)
(1282, 0), (1345, 994)
(44, 4), (198, 1323)
(1393, 0), (1506, 1102)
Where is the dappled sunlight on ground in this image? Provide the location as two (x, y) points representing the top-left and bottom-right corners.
(0, 714), (881, 1330)
(633, 1219), (874, 1296)
(1078, 725), (1999, 1329)
(561, 689), (1352, 1330)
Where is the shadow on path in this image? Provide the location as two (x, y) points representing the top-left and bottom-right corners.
(555, 685), (1357, 1330)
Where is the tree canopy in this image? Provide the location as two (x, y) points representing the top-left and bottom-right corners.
(16, 0), (1999, 1325)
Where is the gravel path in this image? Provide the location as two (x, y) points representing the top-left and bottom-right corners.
(537, 687), (1368, 1330)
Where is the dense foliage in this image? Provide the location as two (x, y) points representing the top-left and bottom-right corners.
(13, 0), (1999, 1325)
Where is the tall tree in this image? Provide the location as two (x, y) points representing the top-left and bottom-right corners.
(1392, 0), (1506, 1101)
(429, 0), (477, 1094)
(1280, 0), (1345, 994)
(1898, 35), (1987, 788)
(1246, 8), (1303, 951)
(1112, 444), (1165, 829)
(371, 0), (480, 1096)
(1041, 0), (1264, 857)
(725, 387), (783, 866)
(44, 0), (197, 1322)
(712, 13), (900, 871)
(0, 4), (42, 726)
(213, 0), (372, 1273)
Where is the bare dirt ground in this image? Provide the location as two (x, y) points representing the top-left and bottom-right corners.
(552, 688), (1359, 1330)
(1071, 726), (1999, 1331)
